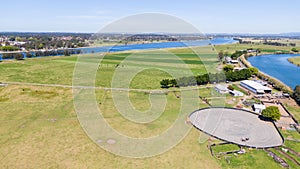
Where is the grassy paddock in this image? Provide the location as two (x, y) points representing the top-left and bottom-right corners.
(0, 47), (299, 168)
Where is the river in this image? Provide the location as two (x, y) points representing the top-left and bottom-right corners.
(248, 54), (300, 89)
(0, 38), (237, 60)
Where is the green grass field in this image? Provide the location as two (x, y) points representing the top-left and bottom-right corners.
(0, 46), (299, 168)
(215, 43), (292, 54)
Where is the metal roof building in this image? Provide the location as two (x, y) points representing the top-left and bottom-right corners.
(240, 80), (272, 94)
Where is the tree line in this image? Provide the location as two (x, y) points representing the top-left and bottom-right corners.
(160, 68), (256, 88)
(1, 49), (82, 60)
(0, 33), (90, 52)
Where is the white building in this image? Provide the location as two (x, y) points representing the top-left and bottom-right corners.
(215, 84), (228, 94)
(230, 60), (239, 64)
(229, 90), (244, 97)
(234, 67), (245, 71)
(253, 104), (266, 114)
(240, 80), (272, 94)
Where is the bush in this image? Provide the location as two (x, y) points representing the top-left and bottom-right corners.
(291, 48), (299, 52)
(227, 85), (234, 91)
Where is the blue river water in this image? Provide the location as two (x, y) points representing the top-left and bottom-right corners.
(248, 54), (300, 89)
(82, 38), (237, 53)
(0, 38), (237, 60)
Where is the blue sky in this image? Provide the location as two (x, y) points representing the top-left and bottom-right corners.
(1, 0), (299, 33)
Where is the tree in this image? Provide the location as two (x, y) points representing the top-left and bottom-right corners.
(63, 50), (70, 56)
(293, 85), (300, 104)
(9, 36), (15, 41)
(248, 67), (259, 75)
(13, 53), (24, 60)
(223, 65), (234, 72)
(218, 51), (224, 62)
(38, 43), (44, 49)
(170, 79), (178, 87)
(291, 48), (299, 53)
(160, 79), (170, 88)
(261, 106), (280, 121)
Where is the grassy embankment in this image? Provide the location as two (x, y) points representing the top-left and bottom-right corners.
(288, 56), (300, 67)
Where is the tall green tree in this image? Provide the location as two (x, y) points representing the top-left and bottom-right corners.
(261, 106), (280, 121)
(218, 51), (224, 62)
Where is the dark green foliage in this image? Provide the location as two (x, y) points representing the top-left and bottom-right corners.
(225, 69), (252, 82)
(2, 53), (24, 60)
(293, 85), (300, 105)
(231, 50), (247, 60)
(291, 48), (299, 52)
(63, 50), (70, 56)
(223, 65), (234, 72)
(218, 51), (224, 61)
(160, 79), (170, 88)
(14, 53), (24, 60)
(26, 52), (33, 58)
(227, 85), (234, 91)
(0, 46), (19, 51)
(160, 68), (255, 88)
(261, 106), (280, 121)
(248, 67), (259, 75)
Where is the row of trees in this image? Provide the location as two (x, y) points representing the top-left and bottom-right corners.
(0, 46), (19, 51)
(231, 50), (248, 60)
(1, 49), (82, 60)
(263, 41), (296, 47)
(0, 53), (23, 60)
(160, 68), (255, 88)
(0, 33), (91, 51)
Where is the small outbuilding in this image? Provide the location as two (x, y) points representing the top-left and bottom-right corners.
(229, 90), (244, 97)
(252, 104), (266, 114)
(230, 60), (239, 64)
(215, 84), (228, 94)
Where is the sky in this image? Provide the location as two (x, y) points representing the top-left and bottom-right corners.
(1, 0), (299, 34)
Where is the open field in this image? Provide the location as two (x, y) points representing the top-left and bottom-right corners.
(215, 43), (293, 54)
(288, 56), (300, 66)
(0, 46), (299, 168)
(0, 83), (290, 169)
(0, 46), (218, 89)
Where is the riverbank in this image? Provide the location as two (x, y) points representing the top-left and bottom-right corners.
(288, 56), (300, 66)
(239, 54), (293, 93)
(0, 38), (237, 61)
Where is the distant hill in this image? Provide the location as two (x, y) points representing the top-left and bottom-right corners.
(278, 32), (300, 37)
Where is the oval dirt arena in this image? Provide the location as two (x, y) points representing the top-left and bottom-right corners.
(189, 107), (284, 148)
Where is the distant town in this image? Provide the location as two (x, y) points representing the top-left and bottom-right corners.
(1, 32), (300, 52)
